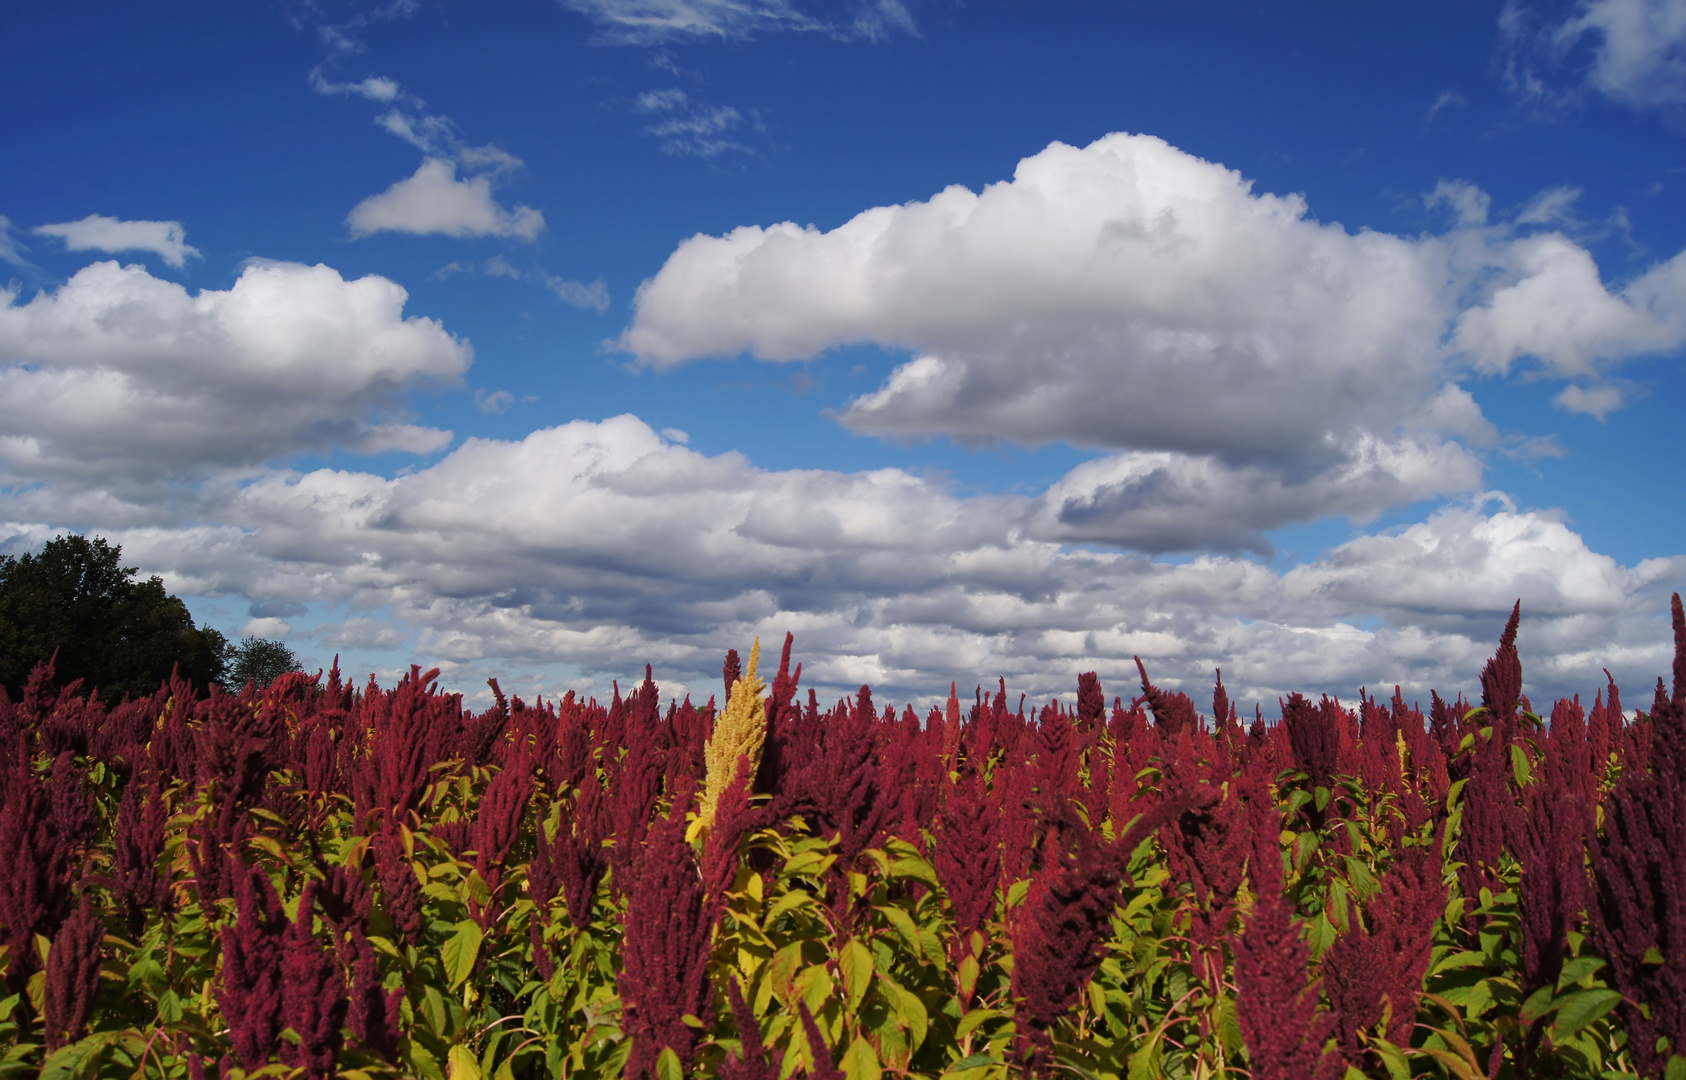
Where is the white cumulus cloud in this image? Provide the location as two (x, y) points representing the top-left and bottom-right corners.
(618, 133), (1686, 545)
(0, 260), (470, 487)
(34, 214), (201, 268)
(347, 158), (545, 240)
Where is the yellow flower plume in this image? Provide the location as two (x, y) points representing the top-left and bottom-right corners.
(698, 638), (767, 834)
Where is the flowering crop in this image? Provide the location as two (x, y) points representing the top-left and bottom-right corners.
(1, 606), (1685, 1079)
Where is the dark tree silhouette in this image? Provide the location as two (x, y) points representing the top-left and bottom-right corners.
(225, 637), (303, 690)
(0, 533), (227, 699)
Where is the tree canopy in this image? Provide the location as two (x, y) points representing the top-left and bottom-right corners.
(0, 533), (227, 699)
(225, 636), (303, 690)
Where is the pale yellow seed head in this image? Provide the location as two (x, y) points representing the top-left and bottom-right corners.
(699, 638), (767, 833)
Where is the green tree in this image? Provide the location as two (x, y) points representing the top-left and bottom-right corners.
(225, 636), (303, 690)
(0, 533), (228, 699)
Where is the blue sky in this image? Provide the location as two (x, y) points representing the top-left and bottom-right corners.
(4, 0), (1686, 712)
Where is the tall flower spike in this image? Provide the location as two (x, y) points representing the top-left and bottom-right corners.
(218, 858), (288, 1068)
(700, 639), (767, 834)
(1235, 798), (1339, 1080)
(719, 978), (778, 1080)
(280, 883), (348, 1080)
(42, 897), (104, 1051)
(617, 809), (715, 1079)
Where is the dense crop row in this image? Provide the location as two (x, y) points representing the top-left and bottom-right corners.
(3, 600), (1686, 1079)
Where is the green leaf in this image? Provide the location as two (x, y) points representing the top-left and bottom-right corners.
(878, 972), (929, 1051)
(447, 1044), (482, 1080)
(1549, 988), (1622, 1041)
(1510, 743), (1534, 788)
(40, 1032), (116, 1080)
(876, 905), (925, 959)
(1519, 984), (1557, 1027)
(1372, 1038), (1410, 1080)
(944, 1052), (995, 1073)
(1126, 1033), (1161, 1080)
(841, 937), (874, 1013)
(1556, 955), (1606, 991)
(1432, 950), (1487, 975)
(764, 890), (815, 923)
(441, 920), (484, 989)
(655, 1047), (683, 1080)
(1665, 1055), (1686, 1080)
(955, 1007), (1005, 1041)
(841, 1036), (882, 1080)
(887, 855), (939, 887)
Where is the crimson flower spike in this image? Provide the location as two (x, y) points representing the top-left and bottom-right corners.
(718, 978), (778, 1080)
(279, 883), (348, 1080)
(617, 808), (715, 1079)
(1235, 796), (1340, 1080)
(1585, 593), (1686, 1079)
(42, 897), (104, 1051)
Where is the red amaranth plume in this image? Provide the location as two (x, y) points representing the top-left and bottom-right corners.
(554, 773), (610, 924)
(1034, 704), (1080, 806)
(280, 884), (348, 1080)
(722, 649), (742, 706)
(0, 762), (78, 992)
(755, 633), (803, 796)
(1457, 719), (1519, 914)
(358, 665), (460, 827)
(703, 757), (767, 902)
(1322, 848), (1446, 1063)
(42, 897), (104, 1050)
(346, 926), (402, 1062)
(1011, 801), (1187, 1077)
(1514, 699), (1594, 1071)
(719, 978), (777, 1080)
(796, 1000), (844, 1080)
(1160, 782), (1248, 947)
(1212, 669), (1235, 736)
(1587, 673), (1623, 782)
(1135, 657), (1198, 735)
(606, 672), (666, 895)
(1584, 593), (1686, 1079)
(370, 825), (423, 945)
(933, 774), (1001, 970)
(1234, 797), (1339, 1080)
(617, 808), (715, 1079)
(1479, 601), (1524, 725)
(218, 858), (288, 1068)
(1281, 693), (1341, 796)
(1075, 672), (1105, 734)
(112, 772), (172, 933)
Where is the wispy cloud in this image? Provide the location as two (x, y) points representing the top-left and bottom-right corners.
(1500, 0), (1686, 114)
(562, 0), (914, 44)
(1424, 88), (1468, 127)
(0, 217), (32, 268)
(312, 68), (543, 242)
(635, 88), (753, 157)
(430, 256), (611, 311)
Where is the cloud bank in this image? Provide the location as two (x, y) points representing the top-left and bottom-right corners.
(6, 413), (1676, 709)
